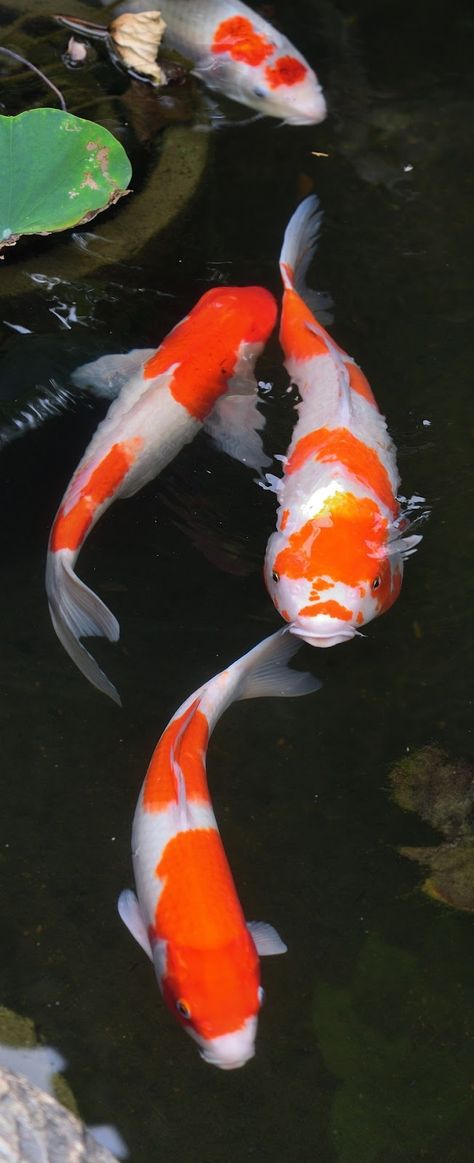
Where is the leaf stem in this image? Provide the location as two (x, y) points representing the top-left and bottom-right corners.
(0, 46), (67, 111)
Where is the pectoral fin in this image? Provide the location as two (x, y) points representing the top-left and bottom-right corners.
(247, 921), (287, 956)
(204, 393), (270, 472)
(72, 349), (155, 398)
(117, 889), (152, 960)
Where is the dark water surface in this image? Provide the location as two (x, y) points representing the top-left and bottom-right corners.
(1, 1), (473, 1160)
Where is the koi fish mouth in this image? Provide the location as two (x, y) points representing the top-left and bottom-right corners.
(198, 1018), (257, 1070)
(200, 1049), (254, 1070)
(289, 623), (357, 647)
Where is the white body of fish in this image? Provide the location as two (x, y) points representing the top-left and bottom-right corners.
(105, 0), (327, 123)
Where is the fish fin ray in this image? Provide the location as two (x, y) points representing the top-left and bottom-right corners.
(71, 349), (155, 399)
(247, 921), (287, 956)
(117, 889), (153, 959)
(204, 394), (271, 473)
(46, 551), (121, 704)
(280, 195), (322, 296)
(236, 628), (321, 701)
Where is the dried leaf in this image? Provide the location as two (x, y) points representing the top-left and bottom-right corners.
(109, 11), (166, 84)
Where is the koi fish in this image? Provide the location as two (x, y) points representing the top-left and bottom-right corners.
(107, 0), (327, 125)
(46, 286), (277, 703)
(118, 628), (319, 1069)
(264, 196), (422, 647)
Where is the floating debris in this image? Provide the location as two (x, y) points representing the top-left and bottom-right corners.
(109, 11), (166, 84)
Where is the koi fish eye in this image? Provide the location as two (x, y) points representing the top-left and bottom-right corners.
(371, 576), (381, 591)
(253, 85), (267, 99)
(176, 999), (191, 1020)
(258, 986), (265, 1006)
(272, 570), (280, 583)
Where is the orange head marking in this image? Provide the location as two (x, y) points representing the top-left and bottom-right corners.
(155, 829), (261, 1053)
(265, 491), (403, 642)
(144, 287), (277, 421)
(274, 494), (389, 589)
(265, 56), (308, 89)
(212, 16), (274, 67)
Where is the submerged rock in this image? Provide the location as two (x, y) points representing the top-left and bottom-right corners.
(0, 1008), (126, 1161)
(0, 1067), (119, 1162)
(389, 745), (474, 911)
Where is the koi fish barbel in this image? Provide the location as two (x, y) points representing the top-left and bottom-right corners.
(46, 286), (277, 704)
(118, 628), (319, 1069)
(104, 0), (327, 124)
(264, 196), (423, 646)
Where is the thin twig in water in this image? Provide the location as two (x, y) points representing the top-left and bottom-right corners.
(0, 46), (67, 111)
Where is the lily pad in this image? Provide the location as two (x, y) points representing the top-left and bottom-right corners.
(0, 107), (132, 250)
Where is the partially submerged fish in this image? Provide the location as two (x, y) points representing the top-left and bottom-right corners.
(105, 0), (327, 124)
(46, 286), (277, 703)
(118, 628), (319, 1068)
(264, 196), (422, 647)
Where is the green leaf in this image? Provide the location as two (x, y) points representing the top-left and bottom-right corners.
(0, 107), (132, 250)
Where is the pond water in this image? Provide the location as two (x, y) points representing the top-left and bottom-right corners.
(0, 0), (473, 1160)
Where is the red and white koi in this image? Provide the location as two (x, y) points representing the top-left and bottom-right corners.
(264, 196), (422, 647)
(46, 286), (277, 703)
(109, 0), (326, 124)
(118, 628), (318, 1069)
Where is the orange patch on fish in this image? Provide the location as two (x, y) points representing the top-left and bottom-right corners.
(310, 577), (332, 593)
(144, 287), (277, 421)
(156, 829), (245, 948)
(50, 439), (141, 552)
(298, 599), (353, 620)
(275, 493), (388, 588)
(157, 828), (260, 1038)
(280, 287), (330, 362)
(345, 361), (376, 406)
(265, 56), (307, 88)
(143, 701), (209, 811)
(280, 508), (290, 531)
(286, 427), (397, 516)
(212, 16), (274, 66)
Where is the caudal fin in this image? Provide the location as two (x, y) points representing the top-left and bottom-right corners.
(280, 195), (322, 292)
(237, 628), (321, 701)
(46, 550), (121, 704)
(280, 196), (333, 324)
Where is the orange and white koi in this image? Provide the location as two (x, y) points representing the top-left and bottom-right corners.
(109, 0), (326, 124)
(264, 196), (422, 647)
(118, 628), (318, 1069)
(46, 286), (277, 703)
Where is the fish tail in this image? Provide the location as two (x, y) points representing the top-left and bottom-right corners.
(279, 195), (322, 293)
(236, 628), (320, 701)
(46, 549), (121, 704)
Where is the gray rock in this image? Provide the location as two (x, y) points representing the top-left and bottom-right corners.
(0, 1068), (119, 1163)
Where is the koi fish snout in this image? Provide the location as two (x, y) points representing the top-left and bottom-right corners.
(283, 85), (327, 126)
(198, 1017), (258, 1071)
(289, 619), (358, 648)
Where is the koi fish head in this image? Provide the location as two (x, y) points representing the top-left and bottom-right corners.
(243, 57), (327, 126)
(158, 929), (262, 1070)
(209, 17), (326, 125)
(265, 492), (410, 645)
